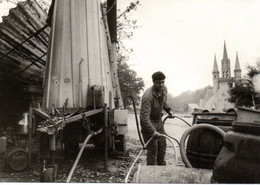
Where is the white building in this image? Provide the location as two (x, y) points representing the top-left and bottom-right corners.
(200, 41), (242, 112)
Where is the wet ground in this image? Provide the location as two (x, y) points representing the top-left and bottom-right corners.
(0, 113), (192, 183)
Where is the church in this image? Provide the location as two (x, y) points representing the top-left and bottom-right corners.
(199, 41), (242, 112)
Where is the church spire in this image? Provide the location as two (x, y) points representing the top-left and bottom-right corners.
(212, 54), (219, 94)
(235, 51), (241, 70)
(234, 51), (241, 79)
(223, 40), (228, 59)
(221, 41), (231, 78)
(213, 54), (219, 72)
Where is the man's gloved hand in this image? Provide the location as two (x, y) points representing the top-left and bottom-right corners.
(168, 111), (175, 118)
(152, 130), (160, 138)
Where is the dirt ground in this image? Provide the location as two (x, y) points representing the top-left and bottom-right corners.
(0, 114), (192, 183)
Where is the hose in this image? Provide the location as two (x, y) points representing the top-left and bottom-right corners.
(124, 136), (154, 183)
(179, 124), (225, 168)
(124, 133), (177, 183)
(163, 115), (191, 128)
(66, 128), (103, 183)
(161, 115), (191, 146)
(128, 96), (145, 146)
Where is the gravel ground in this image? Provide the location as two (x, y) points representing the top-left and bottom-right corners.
(0, 114), (192, 183)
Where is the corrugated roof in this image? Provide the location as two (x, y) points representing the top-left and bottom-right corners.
(0, 0), (50, 85)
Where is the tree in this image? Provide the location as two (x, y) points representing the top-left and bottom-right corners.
(102, 1), (143, 107)
(116, 1), (144, 107)
(228, 61), (260, 107)
(118, 61), (144, 106)
(168, 86), (211, 112)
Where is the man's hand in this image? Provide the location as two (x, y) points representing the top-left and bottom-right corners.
(168, 111), (175, 118)
(153, 130), (160, 138)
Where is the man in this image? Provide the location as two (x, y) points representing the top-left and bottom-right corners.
(140, 71), (174, 165)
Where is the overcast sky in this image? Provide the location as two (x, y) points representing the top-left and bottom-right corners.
(1, 0), (260, 96)
(118, 0), (260, 96)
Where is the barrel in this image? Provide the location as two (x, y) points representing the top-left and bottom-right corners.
(186, 119), (232, 169)
(212, 121), (260, 183)
(133, 165), (212, 183)
(4, 147), (28, 171)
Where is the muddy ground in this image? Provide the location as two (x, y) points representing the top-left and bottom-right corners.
(0, 114), (191, 183)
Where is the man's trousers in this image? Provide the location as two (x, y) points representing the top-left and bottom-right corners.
(142, 132), (166, 165)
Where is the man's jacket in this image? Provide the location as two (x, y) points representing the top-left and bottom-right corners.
(140, 86), (171, 136)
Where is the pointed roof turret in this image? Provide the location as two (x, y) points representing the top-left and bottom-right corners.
(213, 54), (219, 72)
(223, 40), (228, 59)
(234, 51), (241, 70)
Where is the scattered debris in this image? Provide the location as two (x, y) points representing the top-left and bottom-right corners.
(0, 136), (146, 183)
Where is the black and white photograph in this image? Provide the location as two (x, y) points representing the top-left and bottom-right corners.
(0, 0), (260, 183)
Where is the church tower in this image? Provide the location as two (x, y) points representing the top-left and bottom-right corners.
(234, 51), (242, 79)
(212, 54), (219, 94)
(221, 41), (231, 78)
(202, 41), (243, 112)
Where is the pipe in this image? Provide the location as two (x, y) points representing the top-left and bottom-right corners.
(66, 128), (103, 183)
(104, 104), (108, 171)
(179, 124), (225, 168)
(28, 104), (33, 167)
(124, 133), (177, 183)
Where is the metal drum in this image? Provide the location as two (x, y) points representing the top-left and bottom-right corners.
(4, 147), (28, 171)
(212, 121), (260, 183)
(133, 165), (212, 183)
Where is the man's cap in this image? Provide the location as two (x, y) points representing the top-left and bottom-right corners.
(152, 71), (166, 81)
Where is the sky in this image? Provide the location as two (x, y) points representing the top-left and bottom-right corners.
(1, 0), (260, 96)
(118, 0), (260, 96)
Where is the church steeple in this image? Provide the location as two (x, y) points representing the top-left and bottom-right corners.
(234, 51), (241, 79)
(212, 54), (219, 94)
(221, 41), (231, 78)
(213, 54), (219, 72)
(223, 40), (228, 59)
(234, 52), (241, 70)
